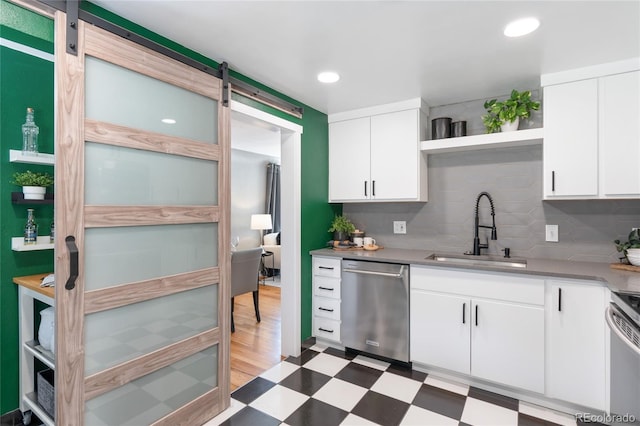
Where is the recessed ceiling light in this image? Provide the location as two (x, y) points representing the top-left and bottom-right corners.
(504, 17), (540, 37)
(161, 118), (176, 124)
(317, 71), (340, 83)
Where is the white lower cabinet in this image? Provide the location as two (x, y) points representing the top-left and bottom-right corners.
(546, 280), (607, 410)
(410, 265), (545, 394)
(312, 256), (342, 343)
(471, 299), (544, 393)
(411, 290), (470, 375)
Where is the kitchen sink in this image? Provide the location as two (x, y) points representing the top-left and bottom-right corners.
(425, 253), (527, 269)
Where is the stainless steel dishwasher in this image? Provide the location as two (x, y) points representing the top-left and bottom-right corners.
(341, 259), (410, 363)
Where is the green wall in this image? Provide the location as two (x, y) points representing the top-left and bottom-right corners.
(0, 0), (335, 415)
(1, 1), (55, 414)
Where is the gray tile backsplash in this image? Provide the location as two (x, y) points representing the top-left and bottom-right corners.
(343, 144), (640, 263)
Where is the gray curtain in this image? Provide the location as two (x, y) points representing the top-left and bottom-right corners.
(265, 163), (281, 233)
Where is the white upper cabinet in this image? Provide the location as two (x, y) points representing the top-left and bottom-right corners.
(329, 117), (371, 201)
(543, 79), (599, 198)
(542, 60), (640, 199)
(328, 98), (428, 202)
(600, 71), (640, 197)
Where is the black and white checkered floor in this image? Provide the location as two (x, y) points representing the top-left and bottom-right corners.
(206, 342), (591, 426)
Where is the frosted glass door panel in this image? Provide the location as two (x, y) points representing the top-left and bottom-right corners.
(85, 56), (217, 144)
(85, 286), (218, 375)
(85, 224), (218, 291)
(85, 142), (218, 205)
(85, 345), (218, 425)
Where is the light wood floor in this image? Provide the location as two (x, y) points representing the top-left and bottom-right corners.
(230, 283), (282, 391)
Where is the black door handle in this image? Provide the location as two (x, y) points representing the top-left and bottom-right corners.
(364, 181), (367, 197)
(372, 180), (376, 196)
(475, 304), (478, 326)
(558, 288), (562, 312)
(319, 327), (334, 333)
(65, 236), (78, 290)
(319, 307), (334, 312)
(318, 286), (334, 291)
(552, 171), (555, 192)
(462, 303), (466, 324)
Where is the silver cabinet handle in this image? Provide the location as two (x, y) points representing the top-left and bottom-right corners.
(343, 265), (405, 278)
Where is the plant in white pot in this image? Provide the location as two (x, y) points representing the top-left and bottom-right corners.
(482, 89), (540, 133)
(12, 170), (54, 200)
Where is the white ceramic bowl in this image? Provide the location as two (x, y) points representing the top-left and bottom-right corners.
(626, 248), (640, 255)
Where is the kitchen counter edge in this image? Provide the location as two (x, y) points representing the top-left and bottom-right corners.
(309, 247), (640, 294)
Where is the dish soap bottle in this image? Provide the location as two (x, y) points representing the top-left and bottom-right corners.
(22, 107), (39, 155)
(24, 208), (38, 245)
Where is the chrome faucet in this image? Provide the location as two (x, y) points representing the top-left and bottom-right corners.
(473, 191), (497, 255)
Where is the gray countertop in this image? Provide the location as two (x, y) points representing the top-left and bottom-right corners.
(309, 247), (640, 295)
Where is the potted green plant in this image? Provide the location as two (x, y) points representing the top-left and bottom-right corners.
(12, 170), (54, 200)
(482, 89), (541, 133)
(328, 214), (356, 242)
(614, 229), (640, 264)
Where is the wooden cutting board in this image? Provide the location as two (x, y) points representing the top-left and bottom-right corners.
(610, 263), (640, 272)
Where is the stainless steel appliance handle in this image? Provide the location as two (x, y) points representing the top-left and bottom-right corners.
(606, 305), (640, 356)
(343, 266), (405, 279)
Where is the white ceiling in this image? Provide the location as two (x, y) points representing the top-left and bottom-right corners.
(231, 110), (281, 157)
(92, 1), (639, 115)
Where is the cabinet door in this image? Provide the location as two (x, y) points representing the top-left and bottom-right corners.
(543, 80), (598, 198)
(329, 117), (371, 201)
(410, 290), (470, 375)
(600, 71), (640, 197)
(472, 299), (544, 393)
(546, 281), (606, 410)
(370, 109), (421, 200)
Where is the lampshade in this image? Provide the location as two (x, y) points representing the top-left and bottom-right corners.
(251, 214), (272, 230)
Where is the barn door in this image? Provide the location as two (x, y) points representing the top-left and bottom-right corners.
(54, 12), (230, 425)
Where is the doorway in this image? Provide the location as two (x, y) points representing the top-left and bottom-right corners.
(229, 101), (303, 386)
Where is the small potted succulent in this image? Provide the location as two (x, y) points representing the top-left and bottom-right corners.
(328, 214), (356, 242)
(482, 89), (541, 133)
(12, 170), (54, 200)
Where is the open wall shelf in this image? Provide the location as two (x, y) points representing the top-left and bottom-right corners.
(9, 149), (54, 165)
(12, 236), (54, 251)
(420, 128), (544, 154)
(11, 192), (54, 204)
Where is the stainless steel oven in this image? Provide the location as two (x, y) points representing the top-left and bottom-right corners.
(606, 292), (640, 425)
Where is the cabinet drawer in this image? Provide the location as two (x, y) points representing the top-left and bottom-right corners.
(313, 276), (341, 299)
(411, 265), (544, 306)
(313, 256), (341, 278)
(314, 297), (341, 321)
(313, 317), (341, 342)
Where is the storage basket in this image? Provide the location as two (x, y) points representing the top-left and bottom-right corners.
(37, 368), (55, 419)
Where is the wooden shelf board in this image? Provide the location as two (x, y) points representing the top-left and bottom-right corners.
(13, 273), (55, 299)
(420, 127), (544, 154)
(9, 149), (54, 165)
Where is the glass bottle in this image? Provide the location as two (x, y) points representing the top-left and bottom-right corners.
(22, 107), (39, 155)
(24, 209), (38, 245)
